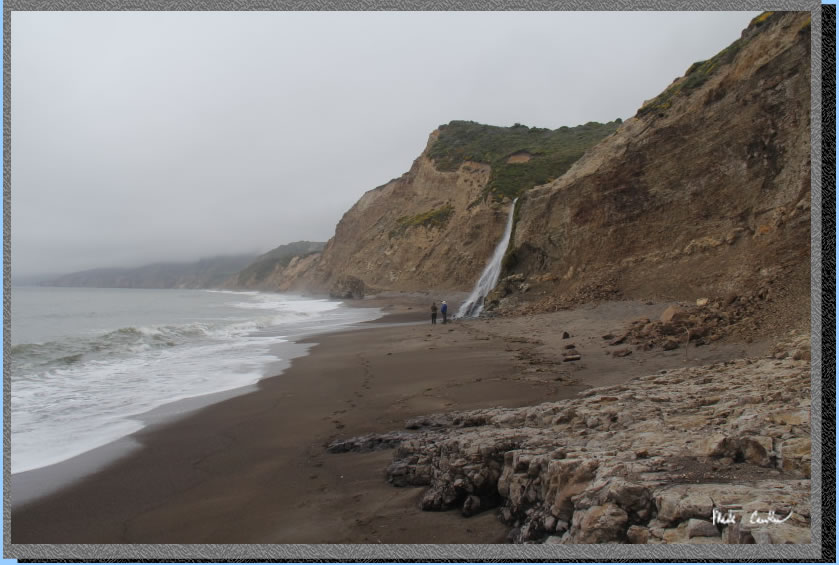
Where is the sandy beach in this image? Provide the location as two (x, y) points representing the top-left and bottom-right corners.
(11, 298), (770, 544)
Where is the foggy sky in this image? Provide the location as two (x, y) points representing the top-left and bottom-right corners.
(12, 10), (761, 278)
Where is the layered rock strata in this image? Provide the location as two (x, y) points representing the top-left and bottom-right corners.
(500, 12), (810, 327)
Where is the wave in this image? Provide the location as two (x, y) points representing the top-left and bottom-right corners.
(12, 320), (236, 376)
(11, 290), (384, 474)
(11, 308), (322, 378)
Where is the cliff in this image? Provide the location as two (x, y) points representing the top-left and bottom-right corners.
(251, 11), (810, 333)
(500, 11), (810, 335)
(273, 120), (620, 295)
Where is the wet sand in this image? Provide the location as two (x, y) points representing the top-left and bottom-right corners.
(11, 300), (766, 544)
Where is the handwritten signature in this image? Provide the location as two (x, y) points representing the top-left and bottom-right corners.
(712, 508), (793, 526)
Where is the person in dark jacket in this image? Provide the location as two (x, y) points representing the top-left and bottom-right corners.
(431, 302), (438, 324)
(441, 301), (448, 324)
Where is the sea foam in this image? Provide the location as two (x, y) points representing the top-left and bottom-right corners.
(11, 289), (381, 474)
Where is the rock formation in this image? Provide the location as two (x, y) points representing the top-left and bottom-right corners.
(331, 332), (812, 544)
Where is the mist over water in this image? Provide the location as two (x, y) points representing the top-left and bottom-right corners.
(457, 199), (518, 319)
(11, 287), (381, 474)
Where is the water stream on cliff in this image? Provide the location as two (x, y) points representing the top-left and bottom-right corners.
(456, 198), (518, 318)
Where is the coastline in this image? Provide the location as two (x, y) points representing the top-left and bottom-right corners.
(11, 299), (772, 544)
(10, 292), (381, 504)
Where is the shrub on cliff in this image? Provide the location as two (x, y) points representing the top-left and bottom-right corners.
(636, 11), (783, 118)
(389, 204), (455, 238)
(429, 120), (621, 203)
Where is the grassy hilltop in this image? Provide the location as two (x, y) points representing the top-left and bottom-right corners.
(428, 119), (621, 203)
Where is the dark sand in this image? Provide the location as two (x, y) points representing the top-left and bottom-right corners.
(11, 300), (766, 544)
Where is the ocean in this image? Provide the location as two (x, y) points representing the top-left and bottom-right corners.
(10, 286), (382, 475)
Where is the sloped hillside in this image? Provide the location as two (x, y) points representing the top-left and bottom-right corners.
(228, 241), (325, 290)
(46, 255), (258, 289)
(499, 11), (810, 337)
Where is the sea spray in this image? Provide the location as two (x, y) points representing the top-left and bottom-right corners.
(456, 198), (518, 318)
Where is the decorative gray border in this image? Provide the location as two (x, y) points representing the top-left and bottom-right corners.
(2, 0), (825, 561)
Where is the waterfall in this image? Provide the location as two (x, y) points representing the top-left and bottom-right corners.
(456, 198), (518, 318)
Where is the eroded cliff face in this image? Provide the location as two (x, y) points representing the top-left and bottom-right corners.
(273, 149), (501, 294)
(307, 138), (511, 293)
(502, 11), (810, 328)
(275, 118), (619, 296)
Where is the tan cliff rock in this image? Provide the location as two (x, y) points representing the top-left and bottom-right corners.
(502, 11), (811, 331)
(305, 139), (510, 293)
(224, 241), (325, 291)
(256, 120), (619, 296)
(253, 135), (507, 295)
(265, 251), (323, 292)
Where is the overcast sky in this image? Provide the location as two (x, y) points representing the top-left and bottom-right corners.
(12, 10), (761, 278)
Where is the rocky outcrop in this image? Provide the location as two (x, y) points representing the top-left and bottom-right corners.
(500, 12), (810, 334)
(334, 332), (811, 544)
(328, 274), (367, 299)
(612, 285), (817, 351)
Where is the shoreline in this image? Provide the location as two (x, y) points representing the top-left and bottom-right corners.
(11, 299), (772, 544)
(11, 296), (386, 507)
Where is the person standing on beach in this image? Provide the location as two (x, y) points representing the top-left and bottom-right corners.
(441, 301), (448, 324)
(431, 302), (438, 325)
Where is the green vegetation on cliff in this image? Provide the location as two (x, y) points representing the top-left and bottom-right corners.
(637, 11), (783, 118)
(428, 120), (621, 203)
(236, 241), (325, 285)
(389, 205), (454, 238)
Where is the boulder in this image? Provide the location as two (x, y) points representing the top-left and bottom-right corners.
(662, 338), (680, 350)
(329, 275), (366, 299)
(627, 525), (650, 544)
(687, 518), (720, 538)
(704, 435), (773, 467)
(567, 503), (628, 543)
(655, 489), (713, 525)
(660, 305), (681, 322)
(780, 437), (811, 474)
(462, 495), (482, 517)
